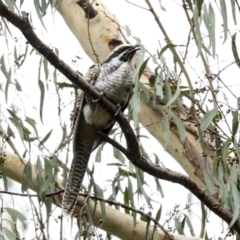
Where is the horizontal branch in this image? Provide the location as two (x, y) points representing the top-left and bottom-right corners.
(0, 1), (239, 234)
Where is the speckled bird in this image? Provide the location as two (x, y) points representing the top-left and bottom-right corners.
(62, 44), (140, 215)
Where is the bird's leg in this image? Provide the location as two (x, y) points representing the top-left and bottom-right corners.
(92, 91), (104, 103)
(114, 104), (122, 117)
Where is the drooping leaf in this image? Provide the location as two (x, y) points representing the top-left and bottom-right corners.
(38, 129), (53, 146)
(158, 43), (177, 58)
(138, 57), (150, 81)
(95, 145), (102, 163)
(200, 107), (218, 132)
(125, 25), (131, 36)
(3, 227), (16, 240)
(219, 0), (228, 43)
(204, 171), (216, 195)
(38, 79), (45, 123)
(232, 33), (240, 69)
(94, 183), (106, 222)
(230, 0), (237, 25)
(209, 4), (216, 57)
(174, 217), (184, 234)
(25, 117), (39, 138)
(232, 110), (239, 137)
(171, 114), (186, 141)
(22, 160), (32, 192)
(5, 208), (26, 222)
(34, 0), (47, 30)
(193, 4), (202, 53)
(155, 205), (162, 222)
(184, 214), (195, 236)
(113, 148), (125, 163)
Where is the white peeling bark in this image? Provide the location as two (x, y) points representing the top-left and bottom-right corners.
(0, 148), (202, 240)
(56, 0), (217, 188)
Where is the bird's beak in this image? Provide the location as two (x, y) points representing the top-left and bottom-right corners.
(126, 45), (140, 54)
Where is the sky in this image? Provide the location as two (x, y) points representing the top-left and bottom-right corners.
(0, 0), (240, 239)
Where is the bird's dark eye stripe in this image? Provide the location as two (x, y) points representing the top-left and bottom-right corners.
(89, 64), (95, 69)
(102, 46), (130, 64)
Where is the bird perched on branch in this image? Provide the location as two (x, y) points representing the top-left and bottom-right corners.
(62, 44), (140, 215)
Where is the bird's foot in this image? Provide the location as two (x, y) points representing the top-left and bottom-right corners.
(92, 91), (104, 103)
(114, 104), (122, 117)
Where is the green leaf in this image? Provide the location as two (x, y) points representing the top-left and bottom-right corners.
(3, 0), (15, 10)
(230, 0), (237, 25)
(184, 214), (195, 236)
(124, 187), (130, 210)
(232, 110), (239, 137)
(230, 162), (237, 184)
(1, 17), (12, 37)
(34, 0), (47, 30)
(38, 129), (52, 146)
(171, 114), (186, 141)
(7, 109), (20, 121)
(9, 117), (24, 141)
(174, 218), (184, 234)
(113, 148), (125, 163)
(163, 85), (181, 109)
(158, 43), (178, 58)
(125, 25), (131, 36)
(25, 117), (39, 138)
(15, 79), (22, 91)
(43, 57), (49, 80)
(138, 58), (150, 80)
(200, 107), (218, 131)
(128, 177), (134, 208)
(162, 114), (170, 149)
(186, 0), (193, 11)
(219, 0), (228, 43)
(204, 171), (216, 195)
(209, 4), (216, 57)
(155, 178), (164, 197)
(5, 207), (26, 222)
(229, 183), (240, 227)
(193, 4), (202, 53)
(95, 145), (102, 163)
(1, 56), (12, 103)
(155, 205), (162, 222)
(94, 183), (106, 222)
(232, 33), (240, 69)
(41, 160), (53, 192)
(3, 227), (16, 240)
(22, 160), (32, 192)
(38, 79), (45, 123)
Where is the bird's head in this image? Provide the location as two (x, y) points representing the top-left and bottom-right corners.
(103, 44), (140, 64)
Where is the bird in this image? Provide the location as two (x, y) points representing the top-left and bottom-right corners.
(61, 44), (140, 215)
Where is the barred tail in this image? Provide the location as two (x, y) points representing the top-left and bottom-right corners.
(61, 123), (95, 215)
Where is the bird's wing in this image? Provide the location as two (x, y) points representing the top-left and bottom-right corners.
(71, 64), (100, 129)
(92, 91), (133, 152)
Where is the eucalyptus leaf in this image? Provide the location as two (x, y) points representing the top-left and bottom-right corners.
(5, 207), (26, 222)
(200, 107), (218, 132)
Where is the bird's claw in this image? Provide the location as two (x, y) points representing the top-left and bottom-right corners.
(114, 104), (122, 117)
(92, 91), (104, 103)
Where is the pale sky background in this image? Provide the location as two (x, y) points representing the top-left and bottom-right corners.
(0, 0), (239, 239)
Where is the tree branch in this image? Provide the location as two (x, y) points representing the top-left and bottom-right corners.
(0, 1), (240, 234)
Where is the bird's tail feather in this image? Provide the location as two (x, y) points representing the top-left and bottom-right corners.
(61, 125), (95, 216)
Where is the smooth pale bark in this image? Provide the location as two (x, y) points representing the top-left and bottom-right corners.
(0, 148), (202, 240)
(57, 0), (216, 188)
